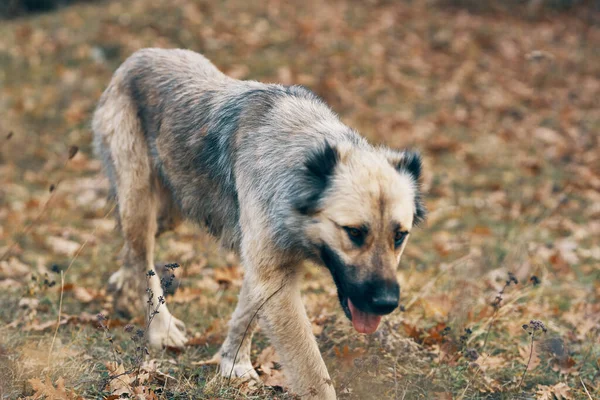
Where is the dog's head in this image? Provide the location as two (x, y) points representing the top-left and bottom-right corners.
(297, 141), (425, 334)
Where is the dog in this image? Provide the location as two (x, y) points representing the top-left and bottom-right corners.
(92, 48), (425, 399)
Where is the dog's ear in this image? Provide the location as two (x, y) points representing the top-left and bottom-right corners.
(295, 141), (339, 215)
(386, 150), (427, 226)
(387, 150), (422, 183)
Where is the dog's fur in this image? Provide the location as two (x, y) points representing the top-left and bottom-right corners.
(93, 48), (425, 399)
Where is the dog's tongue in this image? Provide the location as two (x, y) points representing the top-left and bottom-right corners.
(348, 299), (382, 334)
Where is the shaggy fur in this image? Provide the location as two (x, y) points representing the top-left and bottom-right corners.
(93, 48), (425, 399)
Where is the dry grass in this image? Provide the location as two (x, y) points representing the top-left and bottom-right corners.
(0, 0), (599, 398)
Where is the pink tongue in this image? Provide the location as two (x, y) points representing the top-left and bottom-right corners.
(348, 299), (382, 334)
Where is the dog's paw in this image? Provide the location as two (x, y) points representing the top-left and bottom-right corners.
(108, 268), (144, 318)
(219, 357), (260, 382)
(147, 314), (188, 349)
(107, 268), (128, 292)
(170, 314), (186, 331)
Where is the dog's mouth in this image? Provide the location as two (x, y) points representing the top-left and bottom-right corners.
(318, 244), (388, 334)
(341, 297), (383, 334)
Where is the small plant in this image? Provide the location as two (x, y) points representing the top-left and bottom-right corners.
(517, 320), (547, 390)
(482, 272), (519, 352)
(98, 263), (180, 392)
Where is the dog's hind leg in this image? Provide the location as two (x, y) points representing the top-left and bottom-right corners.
(93, 89), (187, 349)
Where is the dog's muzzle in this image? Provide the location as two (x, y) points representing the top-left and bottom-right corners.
(341, 279), (400, 334)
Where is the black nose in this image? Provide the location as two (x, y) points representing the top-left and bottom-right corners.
(367, 280), (400, 315)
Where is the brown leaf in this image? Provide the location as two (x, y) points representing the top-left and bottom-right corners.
(478, 353), (508, 372)
(311, 321), (323, 336)
(472, 225), (492, 236)
(213, 265), (242, 287)
(403, 322), (424, 344)
(105, 362), (133, 396)
(72, 286), (95, 303)
(0, 257), (31, 279)
(519, 342), (541, 371)
(551, 356), (577, 375)
(67, 145), (79, 160)
(256, 346), (279, 375)
(46, 236), (80, 257)
(255, 346), (289, 389)
(425, 135), (460, 154)
(534, 127), (565, 146)
(535, 382), (573, 400)
(333, 345), (365, 369)
(169, 286), (205, 304)
(262, 369), (288, 389)
(27, 376), (81, 399)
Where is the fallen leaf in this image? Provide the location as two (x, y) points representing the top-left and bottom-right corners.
(311, 321), (323, 336)
(535, 382), (573, 400)
(255, 346), (279, 376)
(551, 355), (577, 375)
(105, 362), (134, 396)
(519, 342), (541, 371)
(213, 265), (242, 287)
(46, 236), (80, 257)
(478, 353), (508, 372)
(72, 286), (95, 303)
(19, 297), (39, 309)
(27, 376), (81, 399)
(333, 345), (365, 369)
(534, 127), (565, 146)
(0, 257), (31, 279)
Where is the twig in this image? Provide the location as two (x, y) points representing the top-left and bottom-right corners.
(516, 332), (535, 390)
(393, 360), (398, 400)
(457, 352), (489, 400)
(46, 203), (116, 366)
(580, 377), (593, 400)
(516, 320), (546, 392)
(47, 237), (89, 366)
(47, 270), (65, 367)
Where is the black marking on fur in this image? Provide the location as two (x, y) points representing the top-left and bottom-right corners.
(319, 244), (399, 317)
(412, 192), (427, 226)
(196, 95), (243, 186)
(320, 244), (350, 316)
(395, 151), (422, 182)
(295, 141), (339, 215)
(393, 151), (427, 226)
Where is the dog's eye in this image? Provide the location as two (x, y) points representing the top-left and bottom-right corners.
(344, 227), (365, 246)
(394, 230), (408, 248)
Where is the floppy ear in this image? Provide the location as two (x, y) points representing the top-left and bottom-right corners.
(295, 141), (339, 215)
(386, 150), (427, 226)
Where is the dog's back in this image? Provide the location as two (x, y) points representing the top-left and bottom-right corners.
(93, 48), (361, 252)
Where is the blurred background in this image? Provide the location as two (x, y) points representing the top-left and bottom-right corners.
(0, 1), (599, 399)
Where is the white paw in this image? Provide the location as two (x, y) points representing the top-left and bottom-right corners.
(147, 314), (187, 349)
(220, 357), (260, 382)
(170, 315), (186, 331)
(107, 268), (127, 292)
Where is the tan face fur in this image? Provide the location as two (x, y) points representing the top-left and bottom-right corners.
(307, 145), (418, 282)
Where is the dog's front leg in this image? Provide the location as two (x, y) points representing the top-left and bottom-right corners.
(256, 270), (336, 399)
(218, 275), (260, 382)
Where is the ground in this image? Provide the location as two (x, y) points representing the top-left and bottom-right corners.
(0, 0), (599, 399)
